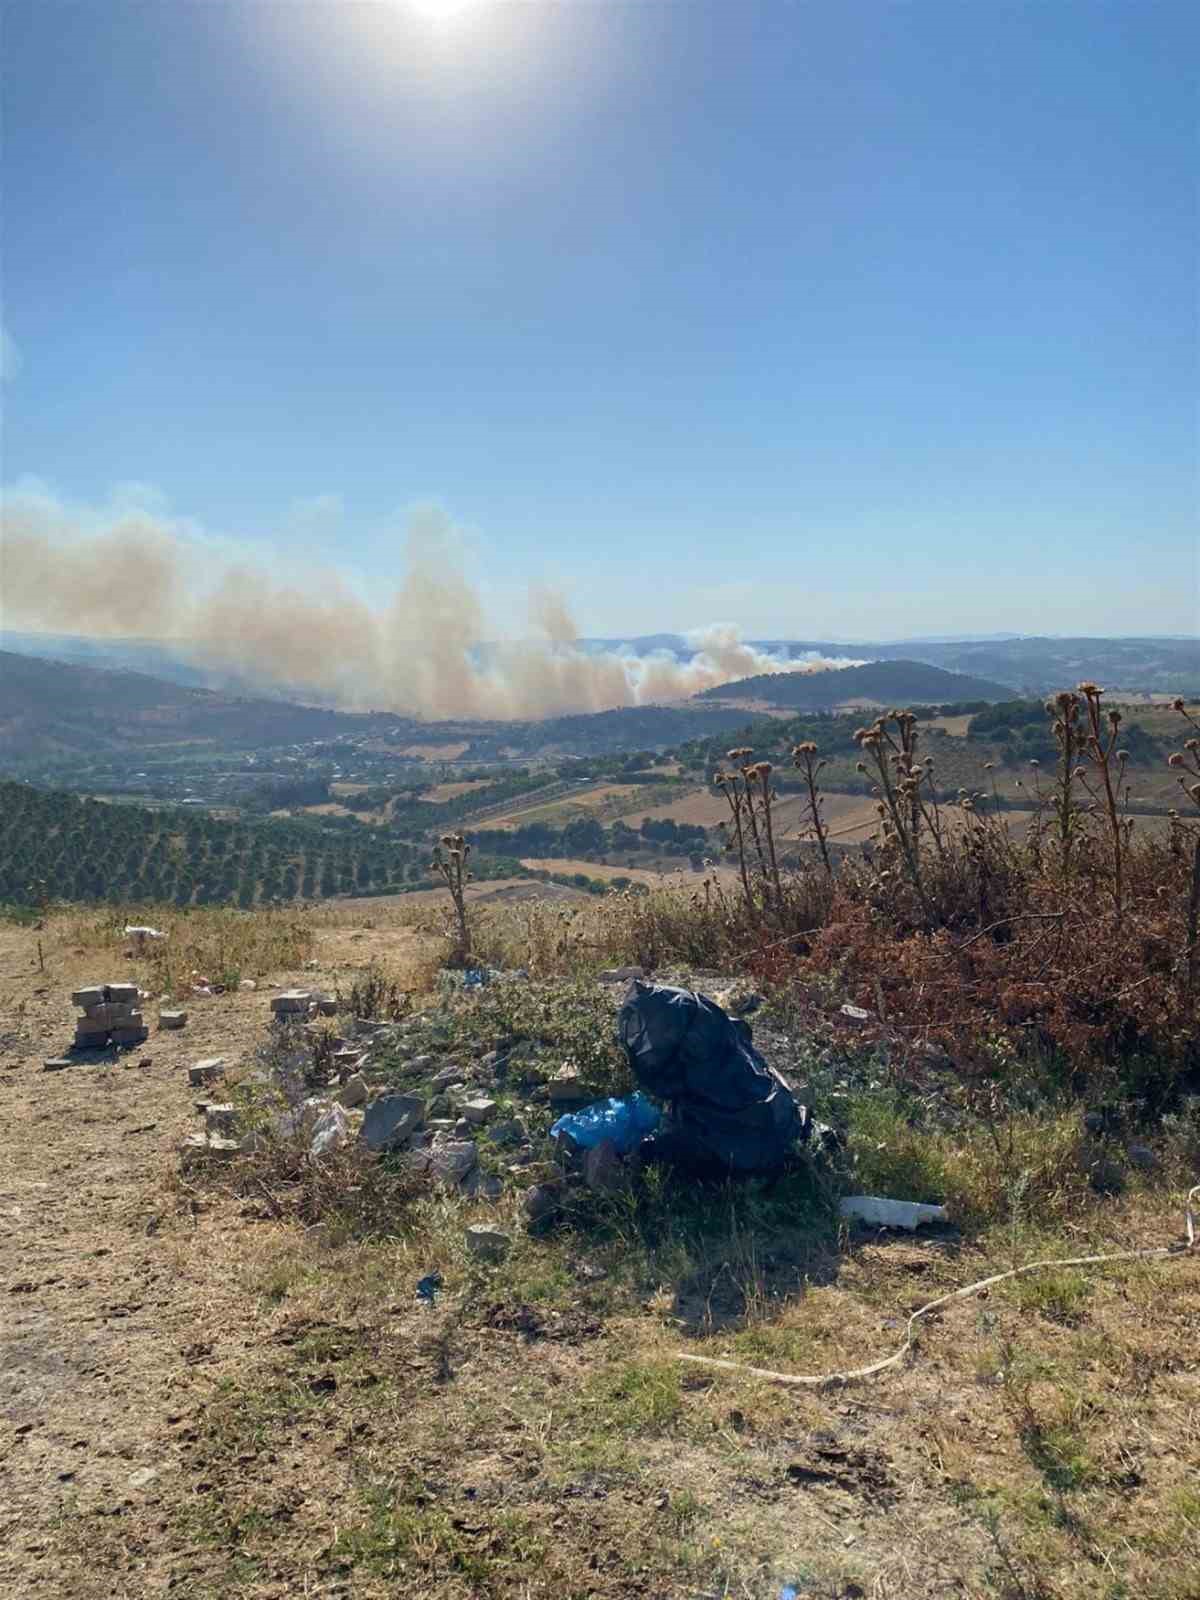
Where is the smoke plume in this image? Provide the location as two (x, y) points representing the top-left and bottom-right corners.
(1, 494), (863, 719)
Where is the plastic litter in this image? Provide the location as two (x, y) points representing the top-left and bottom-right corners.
(550, 1092), (661, 1155)
(415, 1272), (442, 1304)
(839, 1195), (948, 1231)
(619, 980), (801, 1174)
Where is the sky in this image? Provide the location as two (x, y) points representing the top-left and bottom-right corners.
(2, 0), (1197, 641)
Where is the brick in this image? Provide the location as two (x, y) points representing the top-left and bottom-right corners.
(110, 1027), (149, 1046)
(271, 991), (313, 1015)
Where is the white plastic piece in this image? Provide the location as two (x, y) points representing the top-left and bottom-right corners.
(839, 1195), (948, 1231)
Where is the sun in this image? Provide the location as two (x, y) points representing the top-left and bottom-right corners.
(406, 0), (483, 20)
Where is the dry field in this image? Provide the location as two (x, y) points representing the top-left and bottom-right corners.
(1, 905), (1197, 1600)
(520, 857), (709, 887)
(423, 780), (493, 803)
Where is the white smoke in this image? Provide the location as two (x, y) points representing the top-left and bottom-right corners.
(0, 490), (864, 718)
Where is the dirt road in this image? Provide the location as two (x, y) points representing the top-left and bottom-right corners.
(0, 921), (333, 1596)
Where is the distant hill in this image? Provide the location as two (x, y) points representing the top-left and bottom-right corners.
(0, 650), (431, 762)
(697, 659), (1013, 710)
(0, 650), (795, 772)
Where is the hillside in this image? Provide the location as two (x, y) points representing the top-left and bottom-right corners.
(0, 779), (446, 907)
(0, 649), (436, 760)
(698, 657), (1012, 710)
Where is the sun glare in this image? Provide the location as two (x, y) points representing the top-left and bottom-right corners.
(407, 0), (482, 21)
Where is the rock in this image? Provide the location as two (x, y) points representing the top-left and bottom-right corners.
(43, 1058), (72, 1072)
(487, 1117), (527, 1146)
(238, 979), (257, 992)
(315, 996), (338, 1017)
(188, 1057), (227, 1086)
(411, 1054), (434, 1072)
(548, 1066), (591, 1106)
(336, 1073), (369, 1109)
(583, 1138), (625, 1193)
(1083, 1110), (1106, 1135)
(360, 1093), (425, 1152)
(158, 1011), (188, 1030)
(523, 1180), (565, 1223)
(310, 1103), (350, 1156)
(427, 1118), (458, 1132)
(432, 1064), (465, 1089)
(1088, 1156), (1126, 1196)
(1128, 1143), (1156, 1171)
(598, 966), (645, 984)
(465, 1224), (512, 1260)
(462, 1169), (503, 1201)
(427, 1094), (452, 1119)
(838, 1004), (872, 1025)
(429, 1139), (478, 1185)
(461, 1097), (498, 1125)
(454, 1118), (472, 1139)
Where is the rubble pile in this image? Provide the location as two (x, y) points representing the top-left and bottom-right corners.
(70, 983), (148, 1050)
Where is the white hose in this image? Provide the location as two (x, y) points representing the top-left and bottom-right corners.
(678, 1185), (1199, 1389)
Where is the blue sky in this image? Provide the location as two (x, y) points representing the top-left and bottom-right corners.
(3, 0), (1196, 639)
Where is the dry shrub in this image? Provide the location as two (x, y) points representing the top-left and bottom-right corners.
(180, 1137), (424, 1238)
(58, 902), (315, 992)
(791, 831), (1199, 1103)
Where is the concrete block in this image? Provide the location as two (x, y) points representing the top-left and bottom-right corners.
(188, 1056), (227, 1086)
(75, 1015), (112, 1038)
(71, 987), (106, 1009)
(180, 1132), (240, 1160)
(110, 1027), (149, 1047)
(106, 983), (141, 1005)
(549, 1066), (591, 1106)
(205, 1104), (238, 1136)
(43, 1058), (72, 1072)
(159, 1011), (188, 1029)
(461, 1097), (497, 1124)
(271, 991), (313, 1014)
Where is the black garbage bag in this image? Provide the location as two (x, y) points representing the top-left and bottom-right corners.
(617, 980), (802, 1176)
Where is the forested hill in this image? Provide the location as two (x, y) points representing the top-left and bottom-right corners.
(0, 780), (446, 908)
(698, 659), (1012, 709)
(0, 650), (435, 759)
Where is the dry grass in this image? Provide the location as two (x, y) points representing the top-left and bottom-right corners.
(54, 902), (316, 994)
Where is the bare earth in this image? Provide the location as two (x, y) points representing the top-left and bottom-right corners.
(2, 914), (1198, 1599)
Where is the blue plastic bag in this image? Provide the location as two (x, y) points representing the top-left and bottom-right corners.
(550, 1092), (661, 1155)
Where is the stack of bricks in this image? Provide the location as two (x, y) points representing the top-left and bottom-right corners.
(71, 982), (148, 1049)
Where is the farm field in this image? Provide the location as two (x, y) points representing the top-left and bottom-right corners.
(520, 856), (712, 887)
(423, 778), (493, 802)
